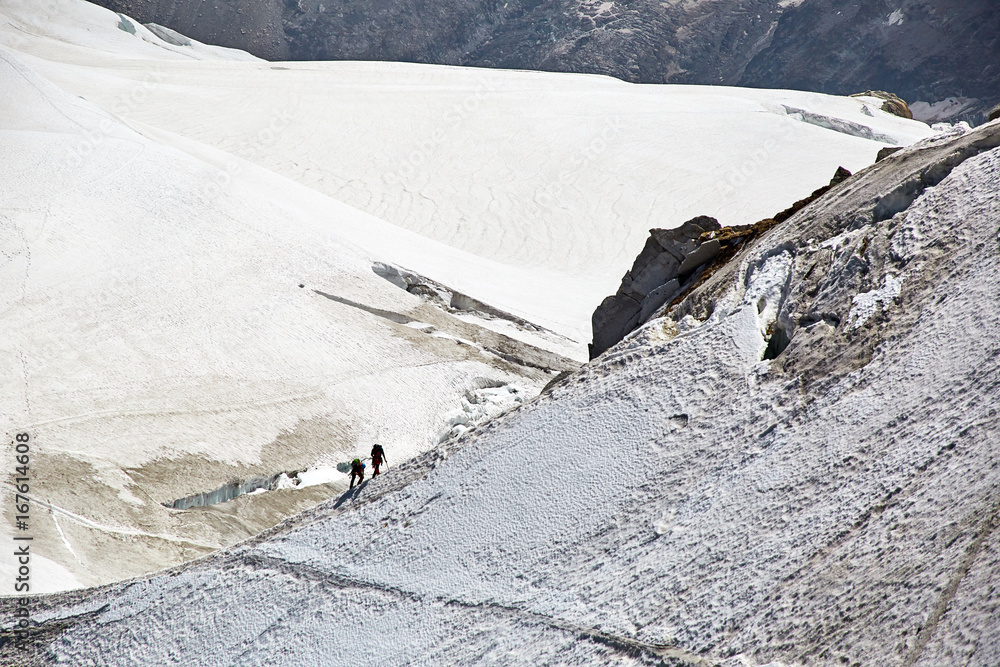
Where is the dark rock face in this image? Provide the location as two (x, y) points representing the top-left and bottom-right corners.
(89, 0), (288, 59)
(458, 0), (785, 85)
(590, 216), (720, 359)
(273, 0), (786, 85)
(675, 122), (1000, 390)
(740, 0), (1000, 125)
(280, 0), (509, 64)
(591, 166), (853, 359)
(90, 0), (998, 123)
(876, 146), (905, 162)
(990, 103), (1000, 122)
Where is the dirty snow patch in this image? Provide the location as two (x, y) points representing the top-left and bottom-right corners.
(273, 472), (299, 490)
(849, 274), (903, 329)
(437, 385), (527, 443)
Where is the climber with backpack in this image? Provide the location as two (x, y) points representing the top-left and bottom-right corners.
(349, 458), (366, 488)
(371, 443), (387, 476)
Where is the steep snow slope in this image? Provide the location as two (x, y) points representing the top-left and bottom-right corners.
(0, 27), (573, 592)
(9, 114), (999, 665)
(0, 0), (938, 594)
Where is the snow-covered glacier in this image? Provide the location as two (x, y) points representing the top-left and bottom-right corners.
(6, 4), (996, 663)
(8, 103), (999, 667)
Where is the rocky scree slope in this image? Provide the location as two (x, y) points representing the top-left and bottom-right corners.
(89, 0), (999, 123)
(4, 122), (1000, 666)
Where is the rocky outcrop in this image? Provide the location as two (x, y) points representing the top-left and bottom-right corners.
(665, 122), (1000, 386)
(877, 146), (905, 161)
(590, 216), (720, 359)
(990, 102), (1000, 122)
(590, 166), (852, 359)
(851, 90), (914, 119)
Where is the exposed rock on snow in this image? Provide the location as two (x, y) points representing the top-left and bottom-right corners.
(590, 216), (720, 359)
(876, 145), (904, 162)
(848, 273), (904, 330)
(592, 166), (853, 359)
(666, 121), (1000, 387)
(851, 90), (914, 119)
(8, 85), (1000, 667)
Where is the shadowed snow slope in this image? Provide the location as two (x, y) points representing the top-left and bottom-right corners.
(7, 118), (999, 665)
(0, 0), (940, 595)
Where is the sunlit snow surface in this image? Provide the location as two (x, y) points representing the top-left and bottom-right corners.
(21, 131), (1000, 666)
(0, 0), (933, 342)
(0, 0), (940, 593)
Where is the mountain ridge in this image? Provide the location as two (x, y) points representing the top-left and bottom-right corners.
(89, 0), (1000, 123)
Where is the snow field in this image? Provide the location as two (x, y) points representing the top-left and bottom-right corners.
(1, 0), (934, 342)
(0, 0), (943, 596)
(0, 36), (556, 591)
(28, 136), (1000, 657)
